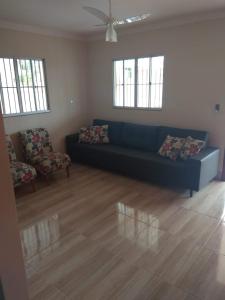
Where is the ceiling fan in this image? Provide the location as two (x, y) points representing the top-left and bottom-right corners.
(83, 0), (151, 42)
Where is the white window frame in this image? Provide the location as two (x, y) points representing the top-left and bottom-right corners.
(113, 55), (165, 110)
(0, 57), (50, 117)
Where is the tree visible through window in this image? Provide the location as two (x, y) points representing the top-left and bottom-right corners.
(0, 58), (49, 116)
(113, 56), (164, 109)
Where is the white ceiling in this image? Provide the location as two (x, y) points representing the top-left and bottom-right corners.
(0, 0), (224, 34)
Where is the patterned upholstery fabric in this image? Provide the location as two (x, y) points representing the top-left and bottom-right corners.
(180, 136), (206, 160)
(5, 135), (37, 187)
(158, 135), (185, 161)
(10, 161), (37, 187)
(20, 128), (71, 176)
(6, 135), (17, 162)
(32, 152), (71, 175)
(79, 125), (109, 144)
(20, 128), (53, 162)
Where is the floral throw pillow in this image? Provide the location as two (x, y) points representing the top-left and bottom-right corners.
(180, 136), (205, 160)
(158, 135), (185, 161)
(79, 125), (109, 144)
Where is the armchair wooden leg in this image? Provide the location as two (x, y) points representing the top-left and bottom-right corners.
(31, 180), (36, 192)
(66, 166), (70, 178)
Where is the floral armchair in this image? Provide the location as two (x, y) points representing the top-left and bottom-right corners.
(6, 135), (37, 190)
(19, 128), (71, 178)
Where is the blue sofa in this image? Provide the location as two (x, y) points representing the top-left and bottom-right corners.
(66, 119), (220, 197)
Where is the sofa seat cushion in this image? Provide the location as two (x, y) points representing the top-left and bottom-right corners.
(10, 161), (37, 187)
(74, 143), (189, 168)
(121, 122), (158, 151)
(73, 143), (197, 188)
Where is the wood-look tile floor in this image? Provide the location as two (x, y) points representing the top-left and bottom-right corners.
(16, 164), (225, 300)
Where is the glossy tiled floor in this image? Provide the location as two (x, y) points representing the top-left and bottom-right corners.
(16, 164), (225, 300)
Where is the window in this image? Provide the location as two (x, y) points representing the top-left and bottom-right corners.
(0, 57), (49, 116)
(113, 56), (164, 109)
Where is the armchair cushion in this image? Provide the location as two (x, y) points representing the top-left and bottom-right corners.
(31, 152), (71, 175)
(20, 128), (71, 176)
(10, 161), (37, 187)
(20, 128), (53, 161)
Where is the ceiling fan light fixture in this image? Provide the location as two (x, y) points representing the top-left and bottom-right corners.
(83, 1), (151, 43)
(106, 23), (117, 42)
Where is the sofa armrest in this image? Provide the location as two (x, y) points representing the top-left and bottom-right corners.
(66, 133), (79, 144)
(189, 147), (219, 162)
(189, 147), (220, 190)
(65, 133), (79, 157)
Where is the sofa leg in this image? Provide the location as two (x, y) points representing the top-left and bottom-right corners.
(31, 180), (36, 192)
(190, 190), (193, 198)
(45, 174), (51, 185)
(66, 166), (70, 178)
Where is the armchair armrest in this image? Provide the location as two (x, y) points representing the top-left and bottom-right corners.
(189, 147), (220, 190)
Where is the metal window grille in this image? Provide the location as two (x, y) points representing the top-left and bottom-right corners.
(113, 56), (164, 110)
(0, 57), (49, 116)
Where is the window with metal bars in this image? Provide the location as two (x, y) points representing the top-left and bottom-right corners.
(113, 56), (164, 109)
(0, 57), (49, 116)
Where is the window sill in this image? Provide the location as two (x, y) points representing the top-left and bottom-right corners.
(3, 110), (51, 118)
(113, 106), (162, 111)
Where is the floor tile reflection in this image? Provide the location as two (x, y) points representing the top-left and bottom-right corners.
(16, 164), (225, 300)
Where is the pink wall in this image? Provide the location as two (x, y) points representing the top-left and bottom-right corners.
(0, 28), (88, 159)
(0, 113), (28, 300)
(88, 18), (225, 174)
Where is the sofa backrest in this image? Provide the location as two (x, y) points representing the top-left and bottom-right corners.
(121, 122), (158, 152)
(93, 119), (158, 151)
(93, 119), (209, 152)
(157, 126), (208, 150)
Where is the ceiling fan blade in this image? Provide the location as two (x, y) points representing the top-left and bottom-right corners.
(95, 24), (108, 27)
(83, 6), (109, 24)
(114, 13), (151, 26)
